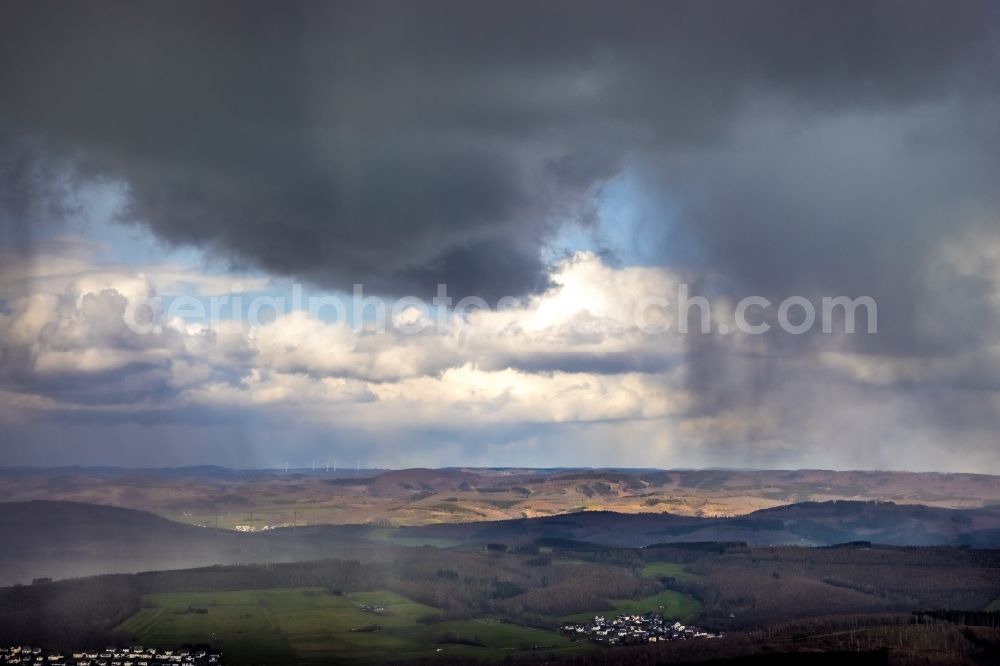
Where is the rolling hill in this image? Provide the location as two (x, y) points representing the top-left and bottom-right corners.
(392, 500), (1000, 549)
(3, 498), (1000, 585)
(0, 501), (373, 586)
(2, 467), (999, 529)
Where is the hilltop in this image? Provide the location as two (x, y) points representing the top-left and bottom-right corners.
(0, 467), (998, 529)
(3, 498), (1000, 585)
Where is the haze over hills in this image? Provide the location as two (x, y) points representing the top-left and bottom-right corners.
(0, 500), (388, 586)
(4, 497), (1000, 586)
(4, 469), (1000, 663)
(1, 467), (998, 530)
(5, 466), (999, 588)
(396, 500), (1000, 549)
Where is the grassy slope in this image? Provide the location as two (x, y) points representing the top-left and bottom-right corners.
(560, 589), (700, 624)
(561, 560), (701, 623)
(612, 589), (700, 619)
(119, 588), (582, 664)
(640, 561), (698, 582)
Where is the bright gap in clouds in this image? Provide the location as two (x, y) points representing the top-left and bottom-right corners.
(1, 229), (999, 473)
(545, 168), (701, 271)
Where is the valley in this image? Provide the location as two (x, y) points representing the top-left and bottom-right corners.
(2, 468), (999, 664)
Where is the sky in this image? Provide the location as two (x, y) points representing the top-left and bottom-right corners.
(1, 1), (999, 471)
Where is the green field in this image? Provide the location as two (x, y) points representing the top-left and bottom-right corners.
(560, 561), (702, 624)
(118, 588), (582, 664)
(562, 588), (700, 624)
(640, 561), (698, 582)
(611, 589), (700, 619)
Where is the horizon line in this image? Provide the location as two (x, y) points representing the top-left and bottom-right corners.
(0, 464), (997, 477)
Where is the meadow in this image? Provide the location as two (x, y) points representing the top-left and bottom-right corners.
(560, 588), (701, 624)
(119, 587), (582, 664)
(4, 506), (998, 665)
(639, 561), (699, 582)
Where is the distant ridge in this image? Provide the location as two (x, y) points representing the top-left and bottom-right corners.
(393, 500), (1000, 549)
(0, 500), (361, 586)
(3, 498), (1000, 587)
(2, 468), (999, 534)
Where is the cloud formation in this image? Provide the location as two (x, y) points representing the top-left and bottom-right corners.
(1, 247), (998, 471)
(1, 2), (999, 469)
(2, 2), (997, 298)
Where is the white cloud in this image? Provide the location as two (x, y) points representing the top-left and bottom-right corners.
(0, 247), (693, 427)
(3, 241), (1000, 472)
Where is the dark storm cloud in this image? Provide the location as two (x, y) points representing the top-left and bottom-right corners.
(1, 1), (997, 300)
(0, 136), (88, 251)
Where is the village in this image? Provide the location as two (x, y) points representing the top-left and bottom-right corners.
(1, 646), (221, 666)
(560, 613), (720, 646)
